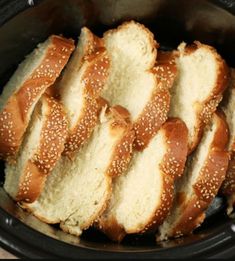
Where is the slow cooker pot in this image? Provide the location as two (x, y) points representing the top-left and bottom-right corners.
(0, 0), (235, 258)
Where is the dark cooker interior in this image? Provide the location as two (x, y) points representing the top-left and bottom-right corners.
(0, 0), (235, 257)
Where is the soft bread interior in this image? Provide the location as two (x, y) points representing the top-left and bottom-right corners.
(0, 38), (52, 112)
(158, 116), (218, 240)
(26, 108), (125, 234)
(102, 21), (157, 121)
(169, 43), (219, 147)
(4, 99), (46, 199)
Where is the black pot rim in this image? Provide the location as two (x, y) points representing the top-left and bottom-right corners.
(1, 0), (235, 259)
(1, 206), (235, 259)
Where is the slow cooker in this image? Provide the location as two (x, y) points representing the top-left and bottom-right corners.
(0, 0), (235, 258)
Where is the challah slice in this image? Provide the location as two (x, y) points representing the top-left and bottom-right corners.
(0, 35), (74, 160)
(157, 112), (229, 241)
(24, 105), (135, 236)
(98, 118), (188, 242)
(57, 27), (110, 157)
(102, 21), (177, 150)
(220, 68), (235, 214)
(4, 95), (68, 203)
(169, 41), (229, 153)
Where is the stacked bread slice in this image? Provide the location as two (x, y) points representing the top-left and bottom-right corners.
(157, 112), (229, 241)
(4, 95), (68, 203)
(101, 21), (177, 150)
(220, 69), (235, 214)
(25, 105), (134, 236)
(57, 27), (110, 157)
(0, 35), (74, 160)
(98, 118), (188, 242)
(169, 41), (229, 153)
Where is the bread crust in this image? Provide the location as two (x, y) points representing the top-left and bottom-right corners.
(0, 35), (74, 160)
(98, 118), (188, 242)
(157, 111), (229, 241)
(16, 95), (68, 203)
(106, 106), (135, 178)
(181, 41), (229, 153)
(133, 51), (178, 150)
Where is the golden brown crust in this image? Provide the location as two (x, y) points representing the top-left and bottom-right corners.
(182, 41), (230, 153)
(16, 95), (68, 203)
(82, 49), (110, 97)
(106, 106), (135, 178)
(161, 111), (229, 239)
(0, 35), (74, 160)
(133, 51), (178, 150)
(63, 97), (101, 159)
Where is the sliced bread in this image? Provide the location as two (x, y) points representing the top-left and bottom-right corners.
(157, 112), (229, 241)
(169, 41), (229, 153)
(0, 35), (74, 160)
(24, 105), (135, 236)
(98, 118), (188, 242)
(101, 21), (177, 150)
(57, 27), (110, 157)
(4, 95), (68, 203)
(220, 68), (235, 214)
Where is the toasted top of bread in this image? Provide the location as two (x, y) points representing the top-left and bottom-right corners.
(0, 35), (74, 160)
(169, 41), (229, 153)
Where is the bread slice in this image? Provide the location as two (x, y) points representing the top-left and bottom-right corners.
(56, 27), (110, 157)
(220, 68), (235, 214)
(169, 41), (229, 153)
(4, 95), (68, 203)
(98, 118), (188, 242)
(101, 21), (177, 150)
(157, 112), (229, 241)
(24, 105), (135, 236)
(0, 35), (74, 160)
